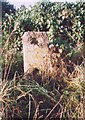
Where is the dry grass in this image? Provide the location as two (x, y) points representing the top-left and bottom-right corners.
(1, 53), (85, 119)
(1, 29), (85, 119)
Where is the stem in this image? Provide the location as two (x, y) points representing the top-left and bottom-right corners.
(45, 95), (63, 120)
(28, 95), (31, 120)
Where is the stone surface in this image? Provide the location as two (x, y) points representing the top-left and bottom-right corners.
(22, 31), (53, 74)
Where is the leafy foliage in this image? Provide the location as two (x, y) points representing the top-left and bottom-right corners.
(2, 1), (16, 18)
(1, 1), (85, 120)
(2, 2), (85, 52)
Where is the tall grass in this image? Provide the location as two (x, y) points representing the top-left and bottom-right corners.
(1, 3), (85, 119)
(1, 40), (85, 119)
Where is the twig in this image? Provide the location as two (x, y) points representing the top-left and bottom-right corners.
(45, 95), (63, 120)
(33, 101), (43, 120)
(28, 95), (31, 120)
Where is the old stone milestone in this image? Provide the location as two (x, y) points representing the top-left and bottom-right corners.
(22, 31), (54, 75)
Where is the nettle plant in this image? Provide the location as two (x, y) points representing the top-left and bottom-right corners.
(2, 2), (84, 52)
(49, 2), (84, 53)
(18, 2), (84, 54)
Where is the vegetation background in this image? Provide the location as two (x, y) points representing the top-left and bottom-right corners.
(1, 0), (85, 119)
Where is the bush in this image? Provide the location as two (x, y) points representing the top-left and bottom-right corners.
(1, 1), (85, 120)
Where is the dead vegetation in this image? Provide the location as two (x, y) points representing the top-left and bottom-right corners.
(1, 33), (85, 119)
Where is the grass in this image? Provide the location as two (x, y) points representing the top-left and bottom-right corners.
(0, 59), (85, 119)
(1, 17), (85, 119)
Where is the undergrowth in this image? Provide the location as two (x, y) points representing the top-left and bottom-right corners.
(1, 1), (85, 120)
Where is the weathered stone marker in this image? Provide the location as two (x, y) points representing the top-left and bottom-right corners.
(22, 31), (54, 75)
